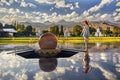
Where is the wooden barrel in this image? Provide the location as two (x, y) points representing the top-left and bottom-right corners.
(39, 33), (57, 49)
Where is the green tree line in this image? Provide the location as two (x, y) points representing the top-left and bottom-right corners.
(0, 21), (36, 37)
(42, 24), (120, 37)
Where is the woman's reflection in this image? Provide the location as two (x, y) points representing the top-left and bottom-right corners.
(39, 58), (57, 72)
(82, 41), (92, 73)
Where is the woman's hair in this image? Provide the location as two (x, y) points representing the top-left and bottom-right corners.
(83, 20), (89, 25)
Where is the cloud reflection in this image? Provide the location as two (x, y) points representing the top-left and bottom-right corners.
(0, 42), (120, 80)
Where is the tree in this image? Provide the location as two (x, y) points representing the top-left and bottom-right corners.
(24, 25), (32, 36)
(102, 27), (113, 36)
(72, 25), (82, 36)
(50, 25), (59, 36)
(4, 24), (16, 29)
(106, 27), (112, 36)
(0, 23), (3, 29)
(59, 25), (64, 36)
(102, 30), (107, 36)
(113, 27), (120, 36)
(12, 21), (17, 28)
(89, 27), (96, 36)
(42, 30), (48, 34)
(32, 28), (36, 36)
(0, 23), (3, 37)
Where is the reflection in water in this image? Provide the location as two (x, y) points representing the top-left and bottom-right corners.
(58, 42), (120, 51)
(96, 42), (101, 48)
(0, 42), (120, 80)
(82, 40), (91, 74)
(39, 58), (57, 72)
(82, 49), (91, 73)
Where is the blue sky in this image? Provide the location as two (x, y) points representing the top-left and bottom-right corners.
(0, 0), (120, 23)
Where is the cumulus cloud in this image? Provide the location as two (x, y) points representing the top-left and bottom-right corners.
(113, 12), (118, 16)
(100, 13), (113, 21)
(116, 8), (120, 12)
(20, 1), (37, 8)
(0, 0), (118, 23)
(35, 0), (54, 4)
(114, 15), (120, 21)
(90, 0), (113, 12)
(42, 11), (79, 22)
(8, 8), (20, 14)
(0, 0), (12, 6)
(82, 0), (114, 17)
(80, 0), (115, 21)
(81, 12), (114, 22)
(56, 0), (71, 8)
(1, 14), (25, 23)
(116, 2), (120, 6)
(0, 8), (20, 14)
(27, 11), (80, 23)
(75, 2), (79, 8)
(0, 7), (37, 23)
(0, 0), (36, 8)
(35, 0), (78, 10)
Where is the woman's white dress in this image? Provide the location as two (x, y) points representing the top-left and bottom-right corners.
(83, 26), (90, 37)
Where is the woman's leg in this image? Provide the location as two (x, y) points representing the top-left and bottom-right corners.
(84, 37), (88, 51)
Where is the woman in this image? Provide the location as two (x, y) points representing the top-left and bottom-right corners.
(82, 20), (90, 50)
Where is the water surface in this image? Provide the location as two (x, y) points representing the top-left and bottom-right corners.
(0, 42), (120, 80)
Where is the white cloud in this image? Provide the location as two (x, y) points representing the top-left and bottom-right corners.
(42, 11), (79, 22)
(113, 12), (118, 16)
(100, 13), (113, 21)
(82, 11), (89, 17)
(31, 11), (80, 23)
(35, 0), (78, 10)
(55, 0), (73, 8)
(80, 0), (115, 22)
(86, 15), (95, 20)
(116, 8), (120, 12)
(82, 0), (114, 17)
(35, 0), (54, 4)
(114, 15), (120, 21)
(75, 2), (79, 8)
(0, 8), (7, 13)
(0, 8), (20, 14)
(70, 6), (74, 10)
(116, 2), (120, 6)
(20, 1), (28, 7)
(80, 12), (114, 22)
(1, 10), (42, 23)
(0, 0), (15, 6)
(8, 8), (20, 14)
(28, 3), (37, 8)
(89, 0), (114, 12)
(0, 0), (10, 6)
(1, 14), (27, 23)
(20, 0), (37, 8)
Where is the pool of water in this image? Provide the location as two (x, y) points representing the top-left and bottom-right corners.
(0, 42), (120, 80)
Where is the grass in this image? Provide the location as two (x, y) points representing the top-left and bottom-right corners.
(0, 37), (120, 44)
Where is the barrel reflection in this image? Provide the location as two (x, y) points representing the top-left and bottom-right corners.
(39, 58), (57, 72)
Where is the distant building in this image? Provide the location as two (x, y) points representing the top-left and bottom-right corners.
(95, 27), (103, 36)
(36, 28), (42, 37)
(64, 28), (71, 37)
(0, 28), (17, 37)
